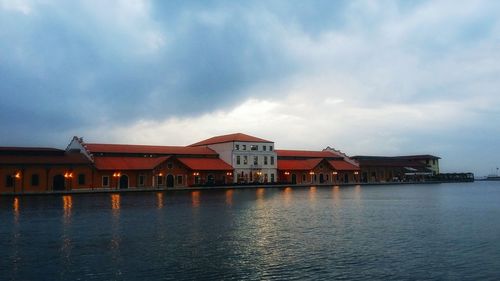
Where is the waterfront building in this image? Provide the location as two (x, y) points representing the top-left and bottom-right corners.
(351, 155), (440, 183)
(277, 150), (360, 184)
(0, 147), (93, 193)
(190, 133), (277, 184)
(67, 137), (233, 189)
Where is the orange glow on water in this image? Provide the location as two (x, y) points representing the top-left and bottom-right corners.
(283, 187), (293, 207)
(157, 192), (164, 209)
(13, 197), (19, 215)
(225, 189), (233, 206)
(332, 186), (341, 206)
(309, 186), (317, 203)
(191, 191), (200, 208)
(111, 194), (121, 210)
(63, 195), (73, 210)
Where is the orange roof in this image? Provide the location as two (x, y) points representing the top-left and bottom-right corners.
(190, 133), (272, 146)
(276, 149), (341, 159)
(277, 159), (325, 170)
(328, 160), (360, 171)
(0, 153), (91, 165)
(177, 158), (233, 171)
(85, 143), (217, 156)
(94, 156), (170, 170)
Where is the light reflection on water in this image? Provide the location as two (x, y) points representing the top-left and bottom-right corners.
(1, 183), (500, 280)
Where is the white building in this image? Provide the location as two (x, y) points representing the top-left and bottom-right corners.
(190, 133), (277, 183)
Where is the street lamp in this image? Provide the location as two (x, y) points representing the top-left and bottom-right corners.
(113, 172), (121, 189)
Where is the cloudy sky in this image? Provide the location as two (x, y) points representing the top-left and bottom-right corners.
(1, 0), (499, 175)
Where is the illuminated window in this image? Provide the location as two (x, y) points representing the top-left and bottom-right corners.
(31, 174), (39, 186)
(102, 176), (109, 187)
(78, 174), (85, 185)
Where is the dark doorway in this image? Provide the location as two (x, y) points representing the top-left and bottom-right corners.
(319, 174), (325, 183)
(53, 175), (65, 191)
(291, 174), (297, 184)
(344, 174), (349, 183)
(119, 175), (129, 189)
(166, 174), (174, 188)
(207, 174), (215, 185)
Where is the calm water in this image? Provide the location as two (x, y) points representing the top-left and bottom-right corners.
(1, 182), (500, 280)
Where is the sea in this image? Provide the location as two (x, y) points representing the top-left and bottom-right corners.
(1, 182), (499, 280)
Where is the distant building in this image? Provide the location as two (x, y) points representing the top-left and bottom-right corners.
(277, 149), (360, 184)
(190, 133), (277, 183)
(351, 155), (440, 183)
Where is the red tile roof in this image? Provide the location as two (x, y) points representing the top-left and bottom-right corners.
(0, 153), (91, 165)
(177, 158), (233, 171)
(328, 160), (360, 171)
(276, 149), (341, 159)
(190, 133), (272, 146)
(85, 143), (217, 156)
(0, 147), (64, 153)
(277, 159), (324, 170)
(94, 156), (170, 170)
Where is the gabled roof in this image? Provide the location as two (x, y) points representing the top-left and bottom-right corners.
(85, 143), (217, 156)
(276, 149), (342, 159)
(0, 153), (91, 165)
(277, 158), (325, 171)
(94, 156), (170, 170)
(328, 160), (360, 171)
(190, 133), (272, 146)
(177, 158), (233, 171)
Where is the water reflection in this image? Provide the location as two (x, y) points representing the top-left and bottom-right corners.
(353, 185), (362, 205)
(191, 191), (200, 208)
(309, 186), (317, 205)
(332, 186), (341, 207)
(283, 187), (293, 207)
(62, 195), (73, 223)
(13, 197), (19, 221)
(111, 194), (121, 211)
(156, 192), (164, 209)
(225, 189), (233, 206)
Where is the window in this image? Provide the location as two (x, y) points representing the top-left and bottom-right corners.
(6, 175), (14, 187)
(237, 155), (241, 165)
(250, 145), (258, 151)
(177, 175), (183, 185)
(102, 176), (109, 187)
(167, 162), (173, 169)
(31, 174), (39, 186)
(194, 176), (200, 184)
(158, 176), (164, 185)
(242, 144), (247, 150)
(302, 174), (306, 182)
(243, 156), (248, 165)
(263, 146), (267, 151)
(264, 156), (268, 165)
(270, 156), (275, 165)
(78, 174), (85, 185)
(269, 146), (273, 151)
(138, 175), (145, 186)
(235, 144), (240, 150)
(271, 173), (275, 182)
(253, 156), (258, 165)
(433, 159), (436, 165)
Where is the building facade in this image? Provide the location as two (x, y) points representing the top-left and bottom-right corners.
(190, 133), (277, 184)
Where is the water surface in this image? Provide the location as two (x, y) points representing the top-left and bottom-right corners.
(1, 182), (500, 280)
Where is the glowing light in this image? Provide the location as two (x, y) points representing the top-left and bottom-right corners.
(63, 195), (73, 210)
(354, 171), (359, 175)
(191, 191), (200, 208)
(64, 172), (73, 178)
(309, 171), (315, 175)
(111, 194), (121, 210)
(14, 172), (21, 179)
(113, 172), (121, 177)
(193, 172), (200, 176)
(226, 172), (232, 176)
(284, 171), (290, 175)
(156, 192), (164, 209)
(13, 197), (19, 213)
(158, 173), (163, 177)
(332, 171), (338, 175)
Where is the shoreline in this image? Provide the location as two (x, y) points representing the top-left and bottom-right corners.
(1, 180), (475, 196)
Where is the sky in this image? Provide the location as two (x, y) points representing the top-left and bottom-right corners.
(1, 0), (499, 176)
